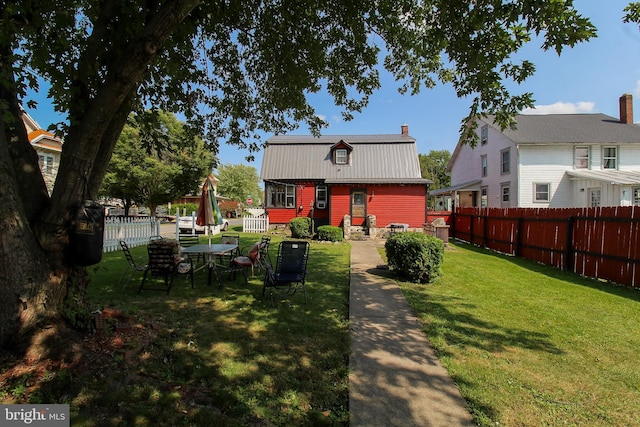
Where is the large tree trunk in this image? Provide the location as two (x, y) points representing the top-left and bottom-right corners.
(0, 0), (201, 349)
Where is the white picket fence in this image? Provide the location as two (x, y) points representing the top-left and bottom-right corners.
(103, 217), (161, 252)
(242, 208), (269, 233)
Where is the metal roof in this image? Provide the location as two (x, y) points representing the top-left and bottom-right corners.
(566, 169), (640, 185)
(488, 113), (640, 144)
(261, 134), (431, 184)
(429, 180), (482, 196)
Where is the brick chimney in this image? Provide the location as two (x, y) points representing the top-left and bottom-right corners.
(401, 124), (409, 136)
(619, 93), (633, 124)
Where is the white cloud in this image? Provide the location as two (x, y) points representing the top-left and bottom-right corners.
(634, 80), (640, 98)
(521, 101), (596, 115)
(316, 114), (327, 121)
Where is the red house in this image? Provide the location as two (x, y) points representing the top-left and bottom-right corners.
(260, 125), (431, 234)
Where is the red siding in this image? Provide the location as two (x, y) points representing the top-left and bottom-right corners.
(268, 182), (427, 228)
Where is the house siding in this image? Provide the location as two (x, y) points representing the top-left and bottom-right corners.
(518, 145), (574, 208)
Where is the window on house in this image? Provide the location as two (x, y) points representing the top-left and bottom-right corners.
(481, 155), (487, 177)
(634, 188), (640, 206)
(265, 183), (296, 208)
(602, 146), (618, 169)
(589, 188), (601, 207)
(335, 148), (348, 165)
(481, 186), (488, 208)
(575, 146), (589, 169)
(481, 125), (488, 145)
(501, 183), (510, 207)
(315, 184), (327, 209)
(500, 148), (510, 174)
(534, 183), (550, 202)
(39, 155), (54, 175)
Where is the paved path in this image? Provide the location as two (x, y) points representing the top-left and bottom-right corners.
(349, 240), (476, 427)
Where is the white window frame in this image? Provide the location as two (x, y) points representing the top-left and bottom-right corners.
(589, 188), (601, 208)
(481, 125), (488, 145)
(575, 146), (589, 169)
(481, 155), (487, 177)
(534, 183), (550, 203)
(634, 187), (640, 207)
(335, 148), (348, 165)
(500, 148), (510, 175)
(481, 186), (488, 208)
(315, 184), (327, 209)
(266, 183), (296, 208)
(602, 146), (618, 170)
(501, 182), (510, 207)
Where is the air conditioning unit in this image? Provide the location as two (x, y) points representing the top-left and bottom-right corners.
(316, 201), (326, 209)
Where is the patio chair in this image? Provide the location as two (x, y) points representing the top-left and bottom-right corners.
(230, 236), (271, 285)
(263, 240), (309, 305)
(217, 232), (240, 265)
(179, 233), (202, 265)
(140, 240), (193, 294)
(118, 240), (148, 287)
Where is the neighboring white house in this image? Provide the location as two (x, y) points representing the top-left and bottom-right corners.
(22, 111), (63, 195)
(433, 94), (640, 209)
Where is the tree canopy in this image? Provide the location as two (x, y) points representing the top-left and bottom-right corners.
(419, 150), (451, 190)
(0, 0), (602, 346)
(216, 164), (262, 207)
(100, 111), (215, 216)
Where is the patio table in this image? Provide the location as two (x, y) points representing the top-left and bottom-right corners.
(181, 243), (238, 288)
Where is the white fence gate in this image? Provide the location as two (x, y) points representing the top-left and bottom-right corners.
(242, 208), (269, 233)
(103, 217), (161, 252)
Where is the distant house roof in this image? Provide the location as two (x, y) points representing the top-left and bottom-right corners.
(261, 134), (431, 184)
(486, 113), (640, 144)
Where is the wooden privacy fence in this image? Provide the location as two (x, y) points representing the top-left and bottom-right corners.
(452, 206), (640, 288)
(103, 217), (161, 252)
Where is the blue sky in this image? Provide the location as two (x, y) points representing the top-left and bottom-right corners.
(25, 0), (640, 174)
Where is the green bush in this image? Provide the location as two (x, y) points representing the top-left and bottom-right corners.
(317, 225), (343, 242)
(384, 232), (444, 283)
(289, 217), (313, 238)
(172, 203), (200, 217)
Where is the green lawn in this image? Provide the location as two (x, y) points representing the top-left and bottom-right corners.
(397, 242), (640, 427)
(69, 232), (350, 425)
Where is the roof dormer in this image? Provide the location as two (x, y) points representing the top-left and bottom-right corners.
(330, 140), (353, 165)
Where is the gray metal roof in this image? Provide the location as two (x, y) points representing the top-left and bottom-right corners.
(488, 113), (640, 144)
(429, 180), (482, 196)
(261, 134), (431, 184)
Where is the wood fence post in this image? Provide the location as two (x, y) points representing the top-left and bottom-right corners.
(565, 216), (575, 272)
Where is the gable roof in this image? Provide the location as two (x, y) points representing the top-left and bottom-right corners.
(261, 134), (430, 184)
(486, 113), (640, 144)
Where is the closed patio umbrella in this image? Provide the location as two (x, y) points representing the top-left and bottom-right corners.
(196, 175), (224, 245)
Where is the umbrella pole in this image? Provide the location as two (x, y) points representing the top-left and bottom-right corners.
(208, 225), (212, 247)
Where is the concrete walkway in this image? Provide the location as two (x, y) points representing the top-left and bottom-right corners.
(349, 240), (476, 427)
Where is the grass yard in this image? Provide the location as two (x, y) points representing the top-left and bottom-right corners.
(1, 231), (351, 426)
(397, 242), (640, 427)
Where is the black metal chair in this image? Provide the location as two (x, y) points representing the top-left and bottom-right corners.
(140, 240), (193, 294)
(230, 235), (271, 285)
(217, 232), (240, 265)
(118, 240), (148, 287)
(263, 240), (309, 305)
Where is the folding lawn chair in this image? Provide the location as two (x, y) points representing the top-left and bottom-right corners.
(263, 240), (309, 305)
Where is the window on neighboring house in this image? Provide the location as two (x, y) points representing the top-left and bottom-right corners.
(481, 186), (488, 208)
(634, 188), (640, 206)
(500, 148), (510, 174)
(602, 146), (618, 169)
(266, 183), (296, 208)
(315, 184), (327, 209)
(501, 183), (510, 207)
(335, 148), (348, 165)
(481, 125), (488, 145)
(481, 155), (487, 177)
(589, 188), (601, 207)
(575, 146), (589, 169)
(38, 155), (54, 175)
(534, 183), (550, 202)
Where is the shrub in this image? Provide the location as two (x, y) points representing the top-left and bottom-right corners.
(289, 217), (313, 238)
(173, 203), (199, 217)
(385, 232), (444, 283)
(317, 225), (343, 242)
